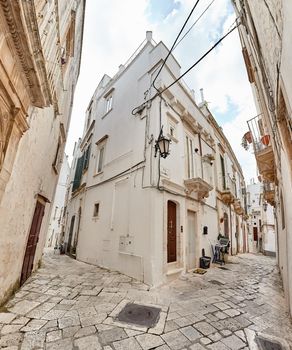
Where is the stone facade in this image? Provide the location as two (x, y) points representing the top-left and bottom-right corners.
(64, 32), (247, 286)
(0, 0), (85, 305)
(233, 0), (292, 315)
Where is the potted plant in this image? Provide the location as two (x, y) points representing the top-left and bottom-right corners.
(261, 135), (270, 146)
(243, 131), (252, 143)
(241, 137), (249, 150)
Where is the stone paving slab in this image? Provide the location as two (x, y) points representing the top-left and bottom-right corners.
(1, 251), (292, 349)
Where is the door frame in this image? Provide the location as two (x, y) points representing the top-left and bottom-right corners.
(187, 210), (197, 271)
(167, 200), (177, 263)
(20, 198), (45, 285)
(66, 215), (75, 255)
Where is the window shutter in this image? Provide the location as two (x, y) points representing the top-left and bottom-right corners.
(83, 145), (91, 171)
(72, 155), (84, 192)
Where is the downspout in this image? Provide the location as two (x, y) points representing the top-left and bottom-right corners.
(229, 205), (233, 255)
(157, 97), (162, 189)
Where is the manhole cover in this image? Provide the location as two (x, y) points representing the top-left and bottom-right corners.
(256, 336), (283, 350)
(117, 303), (161, 327)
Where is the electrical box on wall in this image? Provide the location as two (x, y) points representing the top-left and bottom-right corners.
(203, 226), (208, 235)
(119, 235), (134, 254)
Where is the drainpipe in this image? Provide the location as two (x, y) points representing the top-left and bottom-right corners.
(229, 205), (233, 255)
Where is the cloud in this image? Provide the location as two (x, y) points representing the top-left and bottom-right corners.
(66, 0), (258, 182)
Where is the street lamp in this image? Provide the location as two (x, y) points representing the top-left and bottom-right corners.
(154, 127), (170, 158)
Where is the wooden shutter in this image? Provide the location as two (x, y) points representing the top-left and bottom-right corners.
(72, 155), (84, 192)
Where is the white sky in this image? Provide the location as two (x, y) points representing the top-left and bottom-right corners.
(65, 0), (258, 182)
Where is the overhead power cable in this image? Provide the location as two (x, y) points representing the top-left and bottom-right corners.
(132, 22), (239, 115)
(152, 0), (201, 92)
(173, 0), (216, 50)
(159, 23), (239, 95)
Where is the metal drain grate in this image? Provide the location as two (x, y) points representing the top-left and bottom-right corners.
(255, 336), (283, 350)
(117, 303), (161, 327)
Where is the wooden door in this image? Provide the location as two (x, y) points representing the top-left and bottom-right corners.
(67, 215), (75, 254)
(167, 201), (177, 263)
(21, 201), (45, 285)
(253, 227), (258, 241)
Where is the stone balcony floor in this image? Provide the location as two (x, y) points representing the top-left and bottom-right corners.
(0, 252), (291, 349)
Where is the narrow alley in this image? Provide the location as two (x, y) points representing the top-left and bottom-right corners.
(0, 252), (291, 349)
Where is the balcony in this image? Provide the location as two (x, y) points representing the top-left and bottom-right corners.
(184, 178), (213, 200)
(263, 181), (275, 206)
(218, 175), (236, 205)
(184, 153), (213, 200)
(246, 115), (275, 182)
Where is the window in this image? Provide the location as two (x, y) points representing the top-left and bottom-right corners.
(105, 95), (113, 113)
(167, 114), (178, 141)
(86, 102), (93, 130)
(65, 11), (75, 60)
(72, 155), (84, 192)
(53, 206), (58, 220)
(52, 138), (63, 174)
(170, 126), (174, 137)
(281, 193), (285, 229)
(186, 136), (194, 178)
(220, 155), (226, 189)
(93, 203), (100, 217)
(95, 135), (108, 174)
(97, 146), (104, 173)
(83, 144), (91, 172)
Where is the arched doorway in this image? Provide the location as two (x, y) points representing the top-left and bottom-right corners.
(167, 201), (177, 263)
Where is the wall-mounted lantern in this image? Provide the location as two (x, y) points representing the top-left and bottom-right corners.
(155, 127), (171, 159)
(263, 202), (268, 212)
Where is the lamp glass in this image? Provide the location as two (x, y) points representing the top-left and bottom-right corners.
(158, 137), (170, 158)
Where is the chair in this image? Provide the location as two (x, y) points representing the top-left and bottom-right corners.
(210, 243), (225, 265)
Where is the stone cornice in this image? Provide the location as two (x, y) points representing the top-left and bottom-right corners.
(0, 0), (52, 107)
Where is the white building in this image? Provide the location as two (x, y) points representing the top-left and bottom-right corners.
(64, 32), (247, 286)
(233, 0), (292, 315)
(46, 155), (70, 248)
(0, 0), (85, 305)
(246, 181), (276, 255)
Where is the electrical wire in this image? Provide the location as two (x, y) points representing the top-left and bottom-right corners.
(132, 21), (239, 116)
(152, 0), (201, 92)
(157, 23), (239, 96)
(173, 0), (216, 50)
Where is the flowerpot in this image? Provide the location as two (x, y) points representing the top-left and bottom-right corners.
(261, 135), (270, 146)
(244, 131), (252, 143)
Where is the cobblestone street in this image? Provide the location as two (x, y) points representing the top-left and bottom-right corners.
(0, 252), (291, 349)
